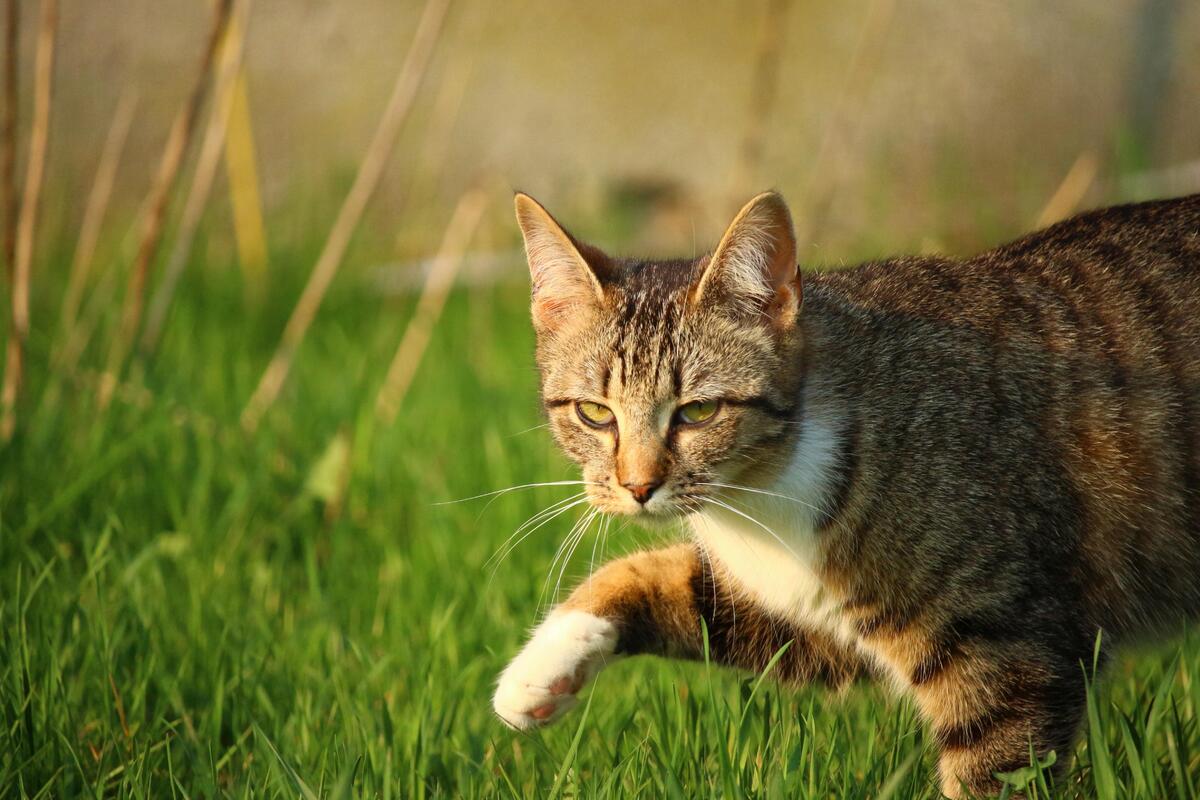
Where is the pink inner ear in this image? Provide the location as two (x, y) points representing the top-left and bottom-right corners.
(532, 295), (577, 328)
(752, 207), (798, 296)
(767, 280), (801, 329)
(691, 193), (800, 322)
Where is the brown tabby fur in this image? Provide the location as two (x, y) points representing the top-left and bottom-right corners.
(513, 191), (1200, 797)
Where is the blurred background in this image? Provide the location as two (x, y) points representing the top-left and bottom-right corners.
(50, 0), (1200, 258)
(3, 1), (1200, 796)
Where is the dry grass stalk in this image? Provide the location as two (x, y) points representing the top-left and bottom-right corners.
(224, 69), (268, 294)
(1, 0), (56, 441)
(1, 0), (16, 280)
(141, 0), (251, 354)
(98, 0), (233, 409)
(54, 241), (123, 390)
(241, 0), (452, 432)
(59, 87), (138, 339)
(39, 194), (149, 417)
(1, 0), (18, 439)
(1035, 152), (1099, 229)
(727, 0), (791, 211)
(375, 186), (487, 424)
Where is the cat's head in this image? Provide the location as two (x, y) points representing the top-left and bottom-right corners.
(516, 191), (805, 519)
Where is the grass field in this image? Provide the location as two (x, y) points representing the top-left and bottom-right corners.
(3, 220), (1200, 800)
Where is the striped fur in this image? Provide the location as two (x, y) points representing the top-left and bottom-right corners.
(499, 191), (1200, 797)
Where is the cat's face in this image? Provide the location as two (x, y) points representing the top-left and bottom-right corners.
(517, 192), (804, 519)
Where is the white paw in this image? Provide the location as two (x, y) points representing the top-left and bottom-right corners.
(493, 610), (619, 730)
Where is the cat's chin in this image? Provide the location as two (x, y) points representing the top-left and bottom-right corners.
(591, 502), (690, 527)
(632, 509), (689, 529)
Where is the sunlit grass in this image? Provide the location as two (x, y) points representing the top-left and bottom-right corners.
(2, 242), (1200, 798)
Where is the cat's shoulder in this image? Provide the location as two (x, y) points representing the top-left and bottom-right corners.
(806, 193), (1200, 312)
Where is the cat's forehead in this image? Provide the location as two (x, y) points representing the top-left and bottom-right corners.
(538, 258), (771, 401)
(607, 256), (706, 295)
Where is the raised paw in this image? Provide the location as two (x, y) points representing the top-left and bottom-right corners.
(493, 610), (619, 730)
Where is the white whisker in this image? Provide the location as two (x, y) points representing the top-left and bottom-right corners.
(487, 495), (590, 574)
(699, 496), (802, 561)
(553, 513), (594, 604)
(435, 480), (598, 506)
(507, 422), (552, 438)
(544, 507), (593, 588)
(488, 491), (586, 564)
(687, 513), (736, 645)
(696, 481), (823, 515)
(540, 507), (599, 612)
(589, 511), (611, 579)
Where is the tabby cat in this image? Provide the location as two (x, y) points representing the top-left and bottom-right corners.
(493, 189), (1200, 797)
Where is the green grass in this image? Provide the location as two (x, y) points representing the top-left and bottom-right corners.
(3, 234), (1200, 799)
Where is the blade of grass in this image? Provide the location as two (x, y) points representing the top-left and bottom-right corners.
(1035, 151), (1099, 228)
(735, 640), (791, 737)
(1085, 669), (1118, 800)
(546, 686), (595, 800)
(254, 723), (319, 800)
(875, 746), (922, 800)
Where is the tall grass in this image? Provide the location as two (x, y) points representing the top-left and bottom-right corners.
(2, 229), (1199, 797)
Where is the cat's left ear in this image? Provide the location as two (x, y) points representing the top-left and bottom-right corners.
(692, 191), (801, 328)
(514, 193), (611, 332)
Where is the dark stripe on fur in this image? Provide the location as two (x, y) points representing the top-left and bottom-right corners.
(727, 395), (796, 419)
(934, 704), (1026, 751)
(909, 642), (960, 686)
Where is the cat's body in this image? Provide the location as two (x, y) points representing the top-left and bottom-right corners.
(494, 192), (1200, 797)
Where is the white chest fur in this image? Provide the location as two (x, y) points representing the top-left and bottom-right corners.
(688, 409), (856, 644)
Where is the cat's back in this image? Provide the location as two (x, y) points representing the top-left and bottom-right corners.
(997, 192), (1200, 263)
(808, 194), (1200, 635)
(811, 193), (1200, 330)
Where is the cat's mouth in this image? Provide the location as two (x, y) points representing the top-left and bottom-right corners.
(586, 482), (700, 520)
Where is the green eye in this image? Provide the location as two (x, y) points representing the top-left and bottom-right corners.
(576, 401), (615, 428)
(676, 399), (720, 425)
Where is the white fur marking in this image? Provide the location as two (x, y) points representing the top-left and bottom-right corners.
(691, 401), (857, 643)
(493, 610), (619, 730)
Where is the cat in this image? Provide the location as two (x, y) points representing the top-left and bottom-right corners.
(493, 189), (1200, 797)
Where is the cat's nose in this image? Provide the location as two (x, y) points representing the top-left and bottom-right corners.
(622, 480), (662, 505)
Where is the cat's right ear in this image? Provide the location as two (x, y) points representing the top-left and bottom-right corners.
(692, 192), (800, 329)
(514, 193), (608, 331)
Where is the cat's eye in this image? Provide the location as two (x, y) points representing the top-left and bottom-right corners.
(676, 399), (720, 426)
(576, 401), (615, 428)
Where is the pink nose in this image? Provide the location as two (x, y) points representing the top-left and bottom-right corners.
(622, 481), (662, 504)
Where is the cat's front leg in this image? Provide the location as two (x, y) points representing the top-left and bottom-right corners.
(493, 543), (703, 729)
(493, 542), (865, 729)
